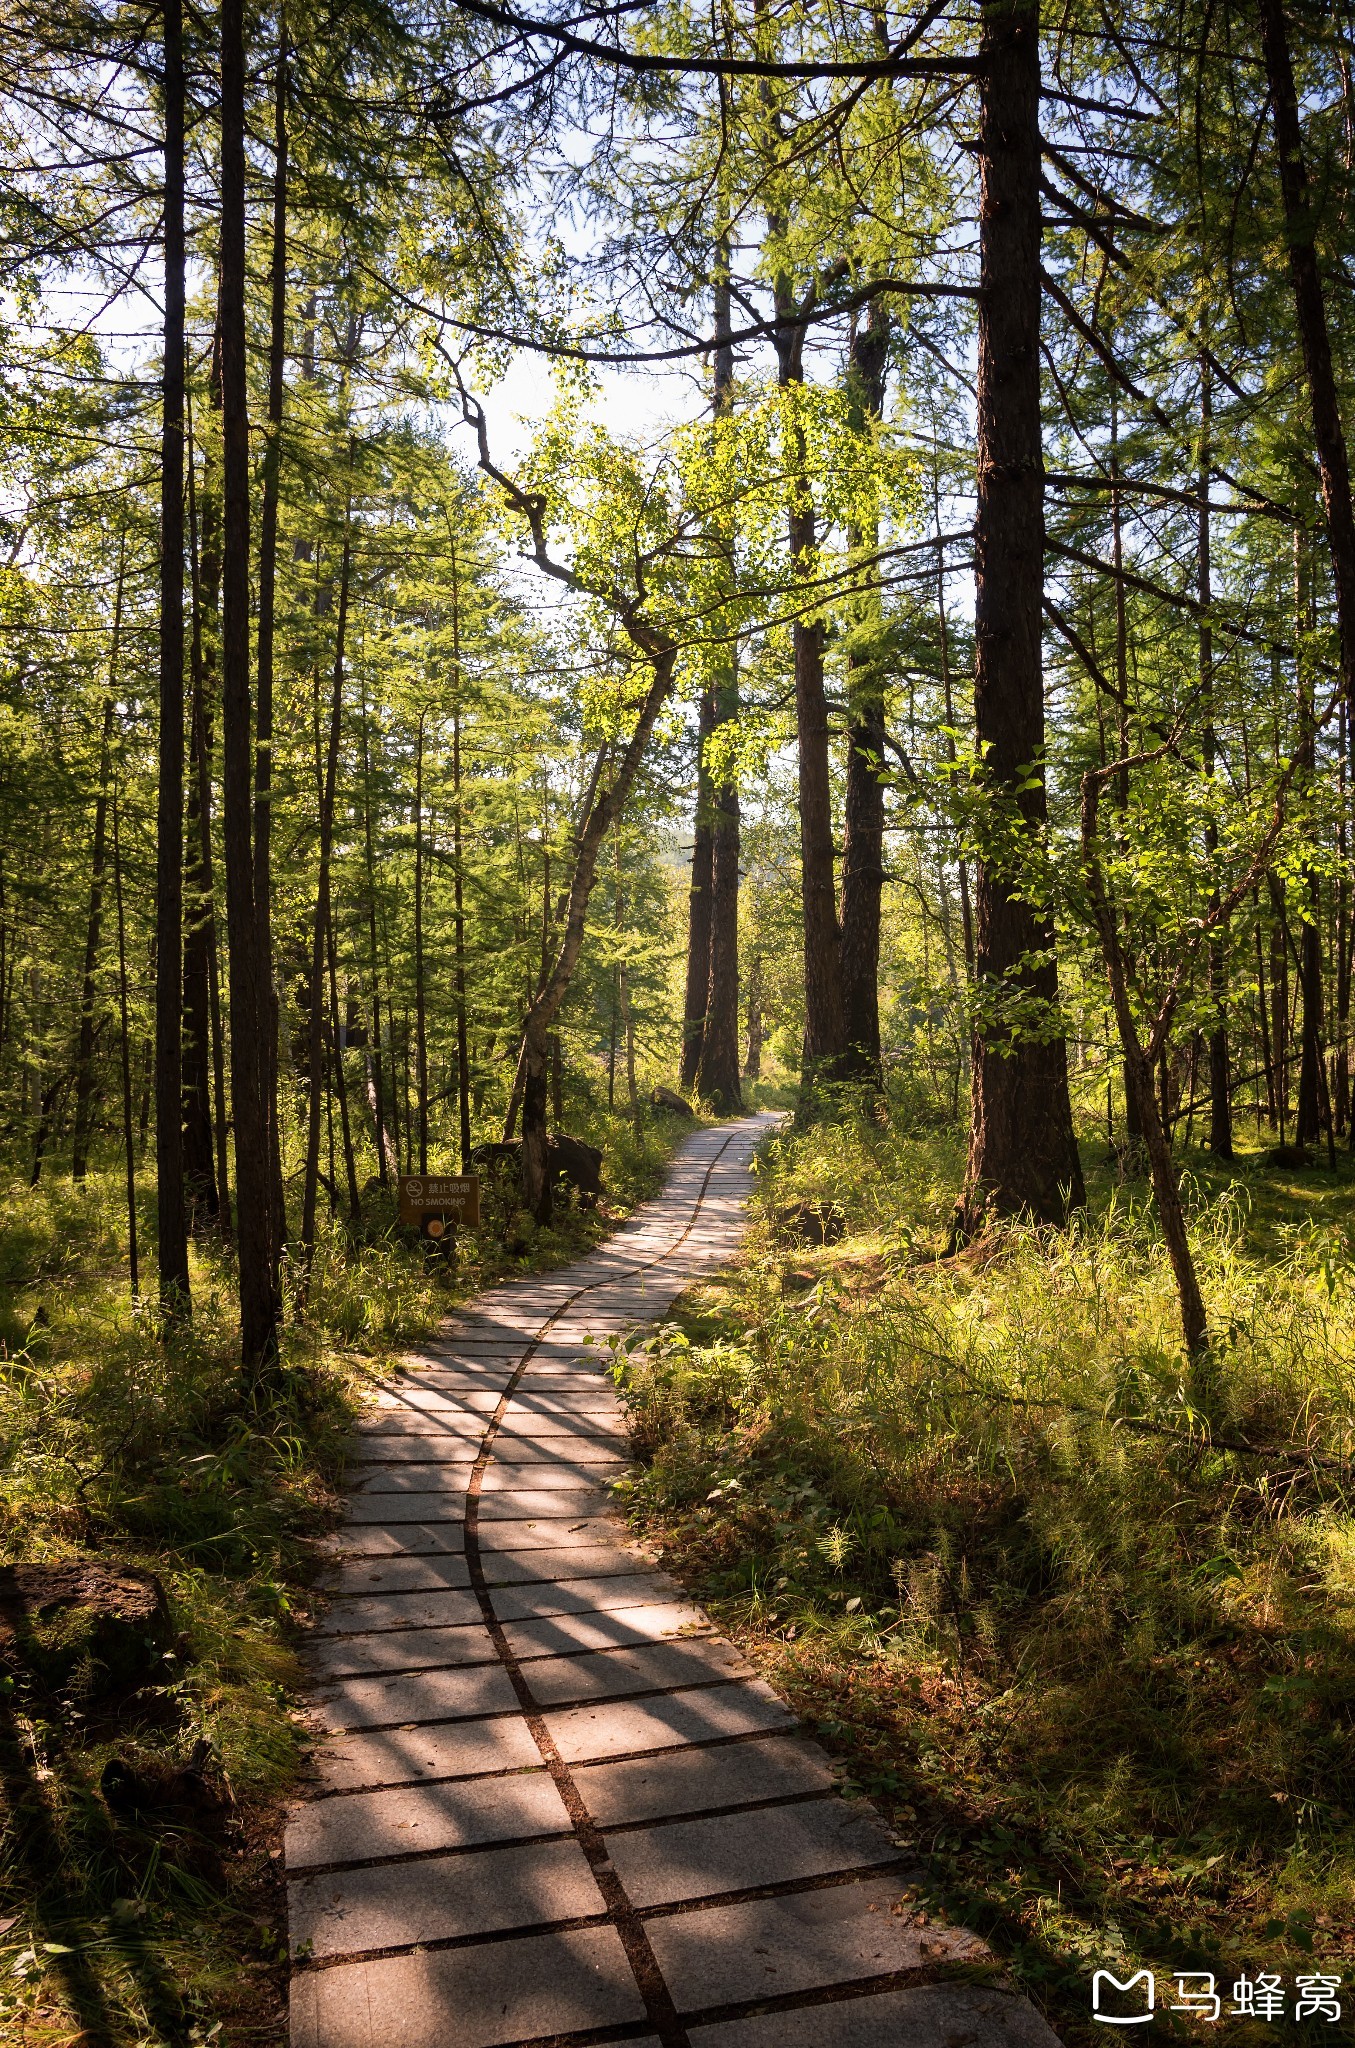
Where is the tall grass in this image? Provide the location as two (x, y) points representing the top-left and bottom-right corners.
(613, 1114), (1355, 2044)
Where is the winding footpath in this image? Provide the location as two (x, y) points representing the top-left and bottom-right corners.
(287, 1115), (1060, 2048)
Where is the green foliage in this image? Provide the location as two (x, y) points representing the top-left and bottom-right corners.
(613, 1112), (1355, 2043)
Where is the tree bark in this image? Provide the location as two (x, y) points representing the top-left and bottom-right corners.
(956, 0), (1084, 1233)
(413, 709), (430, 1173)
(839, 301), (890, 1083)
(1200, 369), (1232, 1156)
(696, 253), (742, 1112)
(680, 691), (715, 1092)
(72, 691), (116, 1181)
(302, 513), (353, 1269)
(743, 953), (764, 1081)
(253, 22), (289, 1276)
(156, 0), (191, 1309)
(113, 769), (139, 1298)
(451, 544), (473, 1168)
(220, 0), (275, 1366)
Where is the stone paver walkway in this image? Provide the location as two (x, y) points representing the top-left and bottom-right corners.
(288, 1115), (1061, 2048)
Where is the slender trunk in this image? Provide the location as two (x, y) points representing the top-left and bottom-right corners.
(254, 22), (289, 1277)
(1338, 702), (1352, 1130)
(680, 691), (715, 1092)
(1295, 533), (1325, 1147)
(1199, 369), (1232, 1157)
(957, 0), (1083, 1233)
(696, 250), (742, 1112)
(743, 954), (764, 1081)
(182, 457), (218, 1223)
(451, 546), (473, 1168)
(839, 300), (890, 1083)
(113, 769), (139, 1298)
(156, 0), (190, 1308)
(413, 710), (429, 1173)
(189, 379), (232, 1236)
(220, 0), (275, 1365)
(518, 649), (678, 1218)
(301, 511), (353, 1268)
(327, 910), (360, 1219)
(72, 688), (117, 1180)
(360, 685), (392, 1183)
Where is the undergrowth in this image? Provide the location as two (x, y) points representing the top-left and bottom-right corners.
(610, 1111), (1355, 2047)
(0, 1102), (686, 2045)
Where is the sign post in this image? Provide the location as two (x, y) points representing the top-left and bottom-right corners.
(397, 1173), (481, 1244)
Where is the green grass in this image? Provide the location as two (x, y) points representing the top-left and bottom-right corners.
(609, 1109), (1355, 2047)
(0, 1102), (689, 2045)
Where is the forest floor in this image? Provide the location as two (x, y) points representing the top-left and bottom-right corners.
(0, 1105), (692, 2047)
(612, 1106), (1355, 2048)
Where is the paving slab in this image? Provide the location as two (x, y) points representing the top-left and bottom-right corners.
(477, 1516), (631, 1550)
(489, 1570), (683, 1619)
(504, 1600), (711, 1661)
(523, 1635), (754, 1707)
(310, 1662), (519, 1731)
(480, 1545), (658, 1585)
(286, 1766), (568, 1870)
(573, 1733), (837, 1826)
(544, 1680), (797, 1766)
(315, 1587), (483, 1634)
(689, 1986), (1062, 2047)
(321, 1553), (472, 1596)
(343, 1491), (468, 1524)
(647, 1872), (985, 2008)
(351, 1433), (482, 1460)
(351, 1465), (476, 1492)
(309, 1714), (543, 1794)
(605, 1796), (899, 1907)
(307, 1622), (498, 1680)
(321, 1523), (466, 1558)
(290, 1928), (650, 2048)
(289, 1835), (604, 1956)
(477, 1489), (610, 1519)
(481, 1460), (626, 1488)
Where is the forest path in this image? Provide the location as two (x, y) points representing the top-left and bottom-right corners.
(286, 1114), (1059, 2048)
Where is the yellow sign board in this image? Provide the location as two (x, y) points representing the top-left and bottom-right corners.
(397, 1173), (481, 1229)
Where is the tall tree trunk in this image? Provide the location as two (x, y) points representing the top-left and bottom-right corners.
(360, 682), (392, 1183)
(451, 544), (473, 1168)
(1294, 533), (1325, 1147)
(253, 22), (289, 1278)
(839, 300), (890, 1083)
(518, 655), (678, 1219)
(113, 768), (139, 1298)
(743, 953), (764, 1081)
(696, 253), (742, 1112)
(680, 691), (715, 1092)
(220, 0), (275, 1366)
(1199, 371), (1232, 1157)
(72, 690), (117, 1180)
(413, 709), (429, 1173)
(156, 0), (191, 1309)
(956, 0), (1084, 1234)
(188, 380), (233, 1237)
(301, 515), (353, 1269)
(327, 911), (361, 1219)
(183, 447), (219, 1225)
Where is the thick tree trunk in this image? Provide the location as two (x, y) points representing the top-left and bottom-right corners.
(680, 692), (715, 1092)
(220, 0), (275, 1366)
(696, 257), (742, 1113)
(72, 695), (115, 1180)
(181, 661), (218, 1221)
(957, 0), (1083, 1233)
(789, 466), (848, 1083)
(156, 0), (191, 1308)
(839, 302), (891, 1083)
